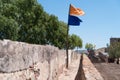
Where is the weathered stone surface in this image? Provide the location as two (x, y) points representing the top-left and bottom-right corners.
(0, 61), (48, 80)
(82, 54), (104, 80)
(0, 39), (78, 80)
(0, 39), (104, 80)
(0, 40), (59, 73)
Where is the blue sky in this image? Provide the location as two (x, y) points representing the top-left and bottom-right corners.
(38, 0), (120, 49)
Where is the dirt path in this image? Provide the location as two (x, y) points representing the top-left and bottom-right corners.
(58, 56), (80, 80)
(94, 63), (120, 80)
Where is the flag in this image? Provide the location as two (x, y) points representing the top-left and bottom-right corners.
(68, 15), (82, 26)
(68, 4), (84, 26)
(70, 4), (85, 16)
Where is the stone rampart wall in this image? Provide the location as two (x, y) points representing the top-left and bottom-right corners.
(0, 39), (78, 80)
(82, 54), (104, 80)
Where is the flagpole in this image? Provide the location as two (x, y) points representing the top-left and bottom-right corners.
(66, 24), (69, 69)
(66, 4), (84, 68)
(66, 4), (71, 69)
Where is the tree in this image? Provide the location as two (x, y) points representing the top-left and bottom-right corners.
(85, 43), (95, 51)
(16, 0), (47, 44)
(69, 34), (82, 49)
(53, 21), (67, 49)
(0, 0), (19, 40)
(108, 42), (120, 64)
(0, 0), (82, 50)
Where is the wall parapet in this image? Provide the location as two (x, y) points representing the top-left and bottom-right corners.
(0, 39), (78, 80)
(82, 54), (104, 80)
(0, 39), (59, 73)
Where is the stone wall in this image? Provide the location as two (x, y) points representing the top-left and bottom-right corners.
(0, 39), (78, 80)
(82, 54), (104, 80)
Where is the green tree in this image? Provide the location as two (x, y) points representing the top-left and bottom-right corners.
(16, 0), (47, 44)
(0, 0), (83, 50)
(69, 34), (82, 49)
(54, 21), (67, 49)
(0, 0), (19, 40)
(108, 42), (120, 64)
(85, 43), (95, 51)
(46, 15), (59, 45)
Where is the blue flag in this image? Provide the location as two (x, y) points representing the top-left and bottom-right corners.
(68, 15), (82, 26)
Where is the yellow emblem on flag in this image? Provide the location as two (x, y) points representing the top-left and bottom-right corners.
(70, 4), (85, 16)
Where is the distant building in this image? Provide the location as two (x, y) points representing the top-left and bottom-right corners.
(110, 38), (120, 45)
